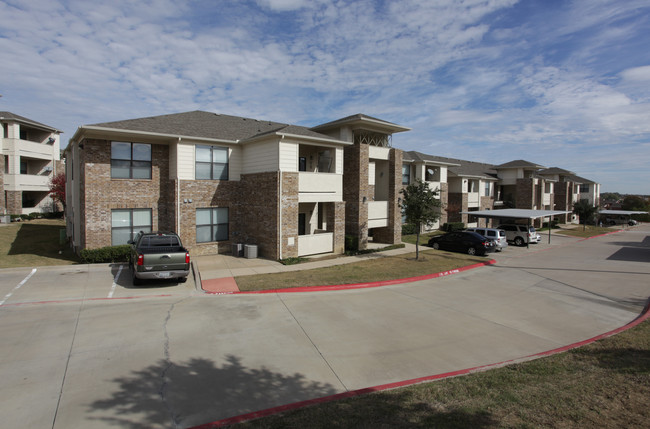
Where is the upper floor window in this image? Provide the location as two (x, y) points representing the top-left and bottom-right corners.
(484, 182), (491, 197)
(111, 142), (151, 179)
(579, 184), (589, 193)
(196, 145), (228, 180)
(401, 164), (410, 185)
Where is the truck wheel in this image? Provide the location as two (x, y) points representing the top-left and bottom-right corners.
(178, 277), (187, 283)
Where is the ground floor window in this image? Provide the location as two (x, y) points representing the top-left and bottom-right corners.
(111, 209), (152, 245)
(196, 207), (229, 243)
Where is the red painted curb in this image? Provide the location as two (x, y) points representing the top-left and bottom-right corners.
(189, 299), (650, 429)
(230, 259), (496, 294)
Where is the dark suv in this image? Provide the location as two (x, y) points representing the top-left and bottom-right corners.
(427, 231), (497, 256)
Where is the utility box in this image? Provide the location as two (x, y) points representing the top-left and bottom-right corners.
(231, 243), (243, 257)
(244, 244), (258, 259)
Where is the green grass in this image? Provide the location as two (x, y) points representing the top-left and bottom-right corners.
(0, 219), (79, 268)
(235, 249), (487, 291)
(228, 319), (650, 428)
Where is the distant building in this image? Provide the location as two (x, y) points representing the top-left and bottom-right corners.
(1, 112), (63, 216)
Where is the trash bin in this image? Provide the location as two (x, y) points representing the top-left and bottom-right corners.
(231, 243), (243, 257)
(244, 244), (258, 259)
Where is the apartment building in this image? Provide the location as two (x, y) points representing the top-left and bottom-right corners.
(401, 155), (600, 228)
(1, 112), (62, 216)
(312, 114), (408, 249)
(65, 111), (407, 258)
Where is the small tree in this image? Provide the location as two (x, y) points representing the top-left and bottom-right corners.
(400, 179), (442, 260)
(573, 199), (598, 230)
(49, 172), (66, 211)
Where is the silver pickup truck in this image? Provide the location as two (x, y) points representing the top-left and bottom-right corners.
(129, 232), (190, 285)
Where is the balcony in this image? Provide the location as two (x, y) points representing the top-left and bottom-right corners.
(368, 201), (389, 228)
(4, 173), (51, 191)
(298, 172), (342, 202)
(3, 138), (58, 160)
(298, 232), (334, 256)
(467, 192), (479, 207)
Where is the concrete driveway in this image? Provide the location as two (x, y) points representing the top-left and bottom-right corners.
(0, 225), (648, 428)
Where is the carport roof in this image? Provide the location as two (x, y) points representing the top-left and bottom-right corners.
(459, 208), (572, 219)
(599, 209), (648, 215)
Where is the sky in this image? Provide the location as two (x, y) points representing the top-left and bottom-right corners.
(1, 0), (649, 194)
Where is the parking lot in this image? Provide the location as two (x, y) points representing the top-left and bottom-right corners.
(0, 225), (648, 428)
(0, 263), (197, 307)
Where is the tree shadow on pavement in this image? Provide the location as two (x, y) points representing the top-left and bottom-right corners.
(86, 354), (338, 428)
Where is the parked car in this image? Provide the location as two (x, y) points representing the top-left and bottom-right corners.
(129, 231), (190, 285)
(427, 231), (497, 256)
(497, 224), (540, 246)
(465, 227), (508, 252)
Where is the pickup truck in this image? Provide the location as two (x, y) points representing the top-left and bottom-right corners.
(129, 232), (190, 285)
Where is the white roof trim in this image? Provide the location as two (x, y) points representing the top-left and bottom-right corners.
(460, 209), (572, 219)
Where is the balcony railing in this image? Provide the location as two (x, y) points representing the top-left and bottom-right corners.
(298, 232), (334, 256)
(3, 138), (58, 160)
(467, 192), (479, 206)
(368, 201), (388, 228)
(298, 172), (342, 202)
(3, 174), (51, 190)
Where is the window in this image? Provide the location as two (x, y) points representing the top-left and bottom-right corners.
(196, 208), (229, 243)
(317, 150), (332, 173)
(484, 182), (491, 197)
(579, 184), (589, 193)
(111, 209), (152, 245)
(402, 164), (410, 185)
(196, 145), (228, 180)
(299, 157), (307, 172)
(111, 142), (151, 179)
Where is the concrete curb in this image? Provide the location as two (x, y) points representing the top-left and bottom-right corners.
(190, 298), (650, 428)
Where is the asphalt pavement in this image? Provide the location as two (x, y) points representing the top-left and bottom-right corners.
(0, 225), (648, 428)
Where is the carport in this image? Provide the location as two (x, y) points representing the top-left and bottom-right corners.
(598, 209), (648, 226)
(460, 209), (572, 247)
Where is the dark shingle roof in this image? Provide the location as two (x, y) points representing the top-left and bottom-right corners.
(404, 151), (498, 180)
(89, 111), (335, 142)
(311, 113), (410, 133)
(494, 159), (546, 169)
(0, 111), (60, 132)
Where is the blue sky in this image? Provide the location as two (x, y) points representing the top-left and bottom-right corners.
(2, 0), (649, 194)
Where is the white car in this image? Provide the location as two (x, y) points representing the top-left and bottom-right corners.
(465, 227), (508, 252)
(497, 224), (541, 246)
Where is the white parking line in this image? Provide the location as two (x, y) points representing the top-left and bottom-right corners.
(0, 268), (37, 306)
(108, 265), (124, 298)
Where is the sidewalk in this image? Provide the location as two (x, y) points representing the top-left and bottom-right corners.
(193, 242), (419, 293)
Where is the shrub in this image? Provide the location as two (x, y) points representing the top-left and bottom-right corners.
(401, 223), (418, 235)
(80, 245), (131, 264)
(442, 222), (465, 232)
(279, 257), (309, 265)
(43, 211), (64, 219)
(345, 235), (359, 252)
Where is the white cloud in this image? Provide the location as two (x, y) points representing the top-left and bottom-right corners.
(620, 65), (650, 82)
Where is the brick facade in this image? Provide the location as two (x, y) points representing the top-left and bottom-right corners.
(343, 141), (370, 249)
(6, 190), (21, 215)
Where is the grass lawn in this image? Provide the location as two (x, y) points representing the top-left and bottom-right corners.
(0, 219), (79, 268)
(555, 224), (623, 238)
(228, 318), (650, 428)
(235, 249), (487, 291)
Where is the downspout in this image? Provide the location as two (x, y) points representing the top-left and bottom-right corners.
(278, 135), (284, 260)
(176, 137), (181, 235)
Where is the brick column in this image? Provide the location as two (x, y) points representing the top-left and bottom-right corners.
(343, 142), (369, 249)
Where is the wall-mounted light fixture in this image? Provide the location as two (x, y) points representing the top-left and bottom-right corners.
(362, 196), (367, 203)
